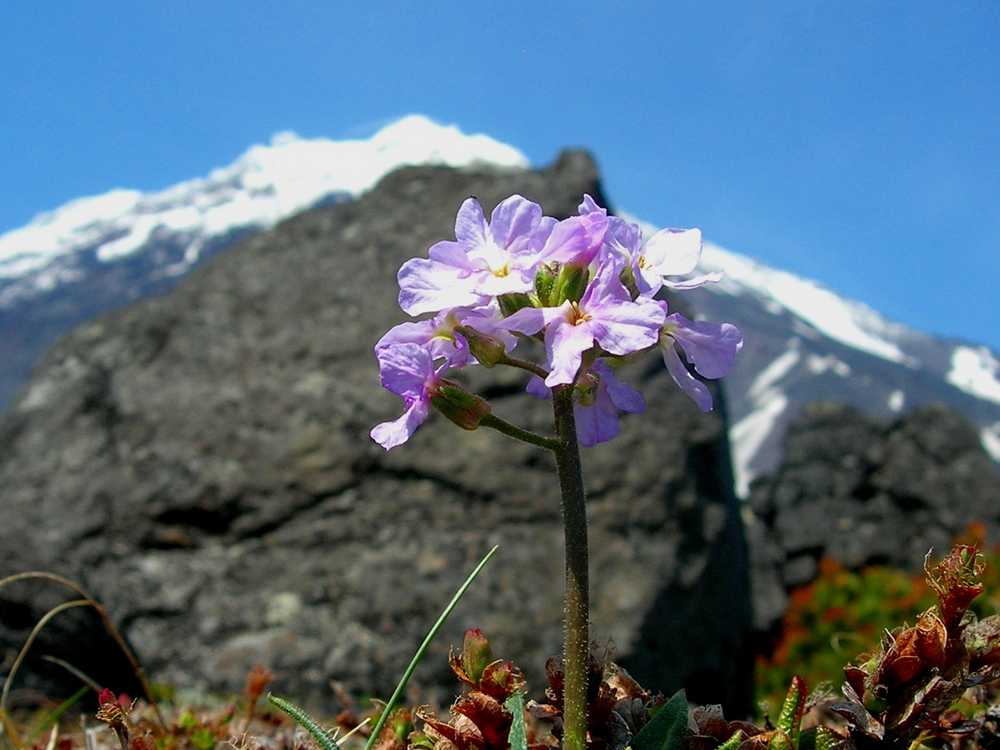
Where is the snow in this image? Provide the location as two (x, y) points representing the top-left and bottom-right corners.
(618, 212), (917, 367)
(749, 346), (800, 400)
(701, 243), (914, 366)
(888, 389), (905, 412)
(947, 346), (1000, 405)
(0, 115), (528, 281)
(982, 423), (1000, 462)
(732, 393), (789, 498)
(806, 354), (851, 377)
(731, 341), (801, 496)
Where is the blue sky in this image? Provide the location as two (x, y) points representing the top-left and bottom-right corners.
(2, 2), (998, 349)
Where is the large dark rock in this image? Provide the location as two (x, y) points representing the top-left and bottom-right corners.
(0, 153), (752, 712)
(747, 402), (1000, 633)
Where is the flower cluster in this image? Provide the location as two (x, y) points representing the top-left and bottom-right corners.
(371, 194), (742, 449)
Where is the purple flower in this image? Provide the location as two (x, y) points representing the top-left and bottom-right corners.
(658, 308), (743, 412)
(504, 259), (665, 387)
(370, 343), (444, 450)
(578, 194), (721, 296)
(526, 359), (645, 447)
(375, 304), (518, 368)
(397, 195), (554, 316)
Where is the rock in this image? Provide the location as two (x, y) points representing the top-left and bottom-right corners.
(748, 402), (1000, 634)
(0, 153), (752, 713)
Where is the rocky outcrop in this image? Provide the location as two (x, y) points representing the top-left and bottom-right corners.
(0, 153), (752, 712)
(747, 402), (1000, 633)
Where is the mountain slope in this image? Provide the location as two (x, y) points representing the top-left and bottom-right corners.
(0, 116), (527, 408)
(691, 243), (1000, 493)
(2, 115), (998, 496)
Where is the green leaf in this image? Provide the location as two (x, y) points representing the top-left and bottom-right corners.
(776, 676), (806, 745)
(716, 730), (744, 750)
(268, 694), (340, 750)
(504, 692), (528, 750)
(631, 689), (688, 750)
(363, 545), (499, 750)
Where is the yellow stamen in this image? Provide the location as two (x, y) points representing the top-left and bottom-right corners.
(569, 301), (592, 326)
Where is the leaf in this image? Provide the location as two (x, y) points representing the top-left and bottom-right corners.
(504, 692), (528, 750)
(267, 694), (340, 750)
(631, 689), (688, 750)
(775, 676), (806, 744)
(717, 730), (745, 750)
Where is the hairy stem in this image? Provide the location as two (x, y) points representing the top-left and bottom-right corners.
(551, 386), (589, 750)
(479, 414), (561, 451)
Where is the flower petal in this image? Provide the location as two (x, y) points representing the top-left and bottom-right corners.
(397, 258), (484, 316)
(642, 227), (702, 277)
(661, 271), (724, 290)
(375, 319), (438, 351)
(428, 240), (475, 269)
(455, 197), (488, 245)
(574, 394), (620, 447)
(526, 375), (550, 399)
(593, 360), (645, 413)
(577, 194), (605, 216)
(589, 297), (665, 356)
(668, 313), (743, 379)
(661, 340), (713, 412)
(376, 343), (435, 399)
(370, 400), (431, 450)
(489, 195), (542, 248)
(544, 320), (594, 387)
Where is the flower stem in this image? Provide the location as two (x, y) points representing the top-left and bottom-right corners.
(479, 413), (561, 451)
(551, 385), (589, 750)
(496, 353), (550, 380)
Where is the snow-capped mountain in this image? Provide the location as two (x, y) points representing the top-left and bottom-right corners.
(2, 115), (998, 496)
(690, 243), (1000, 494)
(0, 116), (527, 408)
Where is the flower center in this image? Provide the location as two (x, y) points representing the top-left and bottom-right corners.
(569, 301), (592, 326)
(637, 254), (648, 269)
(492, 262), (510, 278)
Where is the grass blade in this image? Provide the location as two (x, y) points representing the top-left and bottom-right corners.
(363, 545), (499, 750)
(28, 686), (90, 741)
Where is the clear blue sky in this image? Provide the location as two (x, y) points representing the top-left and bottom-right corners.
(2, 2), (998, 349)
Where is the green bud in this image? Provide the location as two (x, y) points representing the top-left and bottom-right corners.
(430, 380), (491, 430)
(455, 325), (506, 368)
(497, 292), (533, 317)
(553, 264), (590, 305)
(533, 263), (558, 307)
(574, 372), (600, 407)
(461, 628), (494, 683)
(619, 263), (641, 300)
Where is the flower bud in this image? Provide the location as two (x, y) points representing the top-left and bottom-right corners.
(497, 292), (533, 317)
(461, 628), (494, 683)
(574, 371), (600, 407)
(455, 325), (506, 368)
(619, 263), (641, 300)
(553, 264), (590, 305)
(430, 380), (491, 430)
(533, 263), (558, 307)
